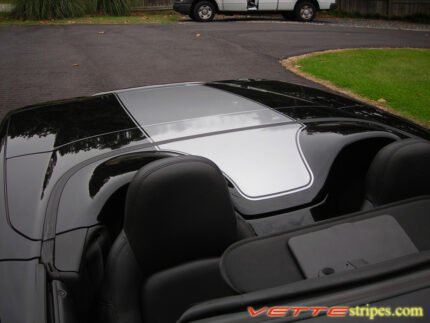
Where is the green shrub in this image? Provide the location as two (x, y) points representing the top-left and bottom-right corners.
(83, 0), (99, 14)
(84, 0), (133, 16)
(13, 0), (86, 19)
(12, 0), (133, 19)
(98, 0), (131, 16)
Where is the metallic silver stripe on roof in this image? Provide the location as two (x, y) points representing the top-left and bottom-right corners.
(116, 84), (313, 200)
(145, 109), (287, 142)
(158, 124), (313, 200)
(117, 83), (270, 126)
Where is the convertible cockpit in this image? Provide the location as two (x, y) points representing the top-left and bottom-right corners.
(50, 138), (430, 323)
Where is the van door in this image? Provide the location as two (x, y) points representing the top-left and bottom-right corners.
(258, 0), (278, 10)
(277, 0), (295, 10)
(222, 0), (278, 11)
(222, 0), (247, 11)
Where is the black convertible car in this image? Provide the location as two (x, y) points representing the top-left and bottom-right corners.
(1, 80), (429, 323)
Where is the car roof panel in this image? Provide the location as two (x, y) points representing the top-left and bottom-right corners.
(117, 84), (269, 127)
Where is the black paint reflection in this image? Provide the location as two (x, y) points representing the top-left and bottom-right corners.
(274, 106), (353, 119)
(211, 80), (357, 108)
(89, 152), (173, 197)
(338, 105), (430, 140)
(207, 82), (313, 108)
(302, 121), (391, 136)
(7, 94), (138, 156)
(41, 129), (146, 199)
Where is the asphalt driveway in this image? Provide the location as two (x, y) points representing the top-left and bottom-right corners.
(1, 20), (429, 118)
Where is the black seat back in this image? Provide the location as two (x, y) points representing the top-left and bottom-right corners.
(364, 139), (430, 208)
(99, 156), (237, 323)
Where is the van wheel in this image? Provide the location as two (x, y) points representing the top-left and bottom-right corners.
(294, 1), (316, 22)
(192, 1), (216, 22)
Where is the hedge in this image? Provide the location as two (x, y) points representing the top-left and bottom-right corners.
(13, 0), (132, 19)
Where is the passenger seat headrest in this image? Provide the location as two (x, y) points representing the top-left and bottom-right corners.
(365, 139), (430, 207)
(124, 156), (237, 275)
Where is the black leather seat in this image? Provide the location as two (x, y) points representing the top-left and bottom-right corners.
(363, 139), (430, 209)
(99, 156), (238, 323)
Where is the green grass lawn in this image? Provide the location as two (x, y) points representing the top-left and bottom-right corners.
(296, 48), (430, 126)
(0, 10), (179, 25)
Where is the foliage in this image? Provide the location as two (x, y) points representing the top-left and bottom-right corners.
(13, 0), (86, 20)
(12, 0), (134, 19)
(0, 11), (179, 24)
(98, 0), (132, 16)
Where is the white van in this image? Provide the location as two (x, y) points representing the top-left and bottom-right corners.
(174, 0), (336, 22)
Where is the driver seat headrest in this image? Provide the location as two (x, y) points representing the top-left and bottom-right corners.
(124, 155), (237, 275)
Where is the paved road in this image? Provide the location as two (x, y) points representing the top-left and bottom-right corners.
(1, 20), (429, 118)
